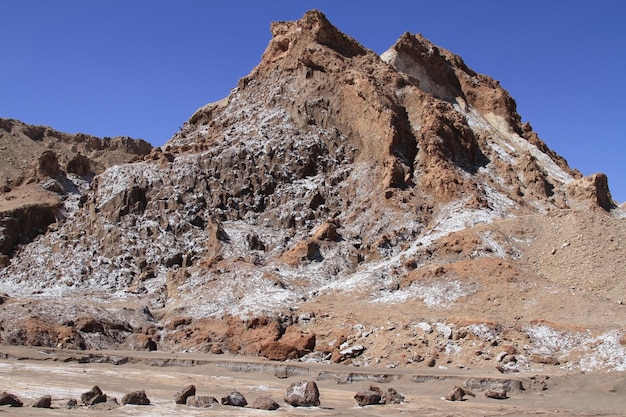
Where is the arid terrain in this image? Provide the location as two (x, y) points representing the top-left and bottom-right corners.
(2, 346), (626, 416)
(1, 10), (624, 415)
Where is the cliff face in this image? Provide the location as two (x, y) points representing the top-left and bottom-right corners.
(0, 11), (624, 371)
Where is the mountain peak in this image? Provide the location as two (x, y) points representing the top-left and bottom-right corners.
(264, 10), (367, 64)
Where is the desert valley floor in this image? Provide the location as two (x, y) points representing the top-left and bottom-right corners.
(1, 346), (625, 416)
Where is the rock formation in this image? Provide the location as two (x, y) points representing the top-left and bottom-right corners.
(0, 10), (624, 372)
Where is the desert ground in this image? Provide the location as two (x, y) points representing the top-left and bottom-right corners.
(1, 346), (625, 416)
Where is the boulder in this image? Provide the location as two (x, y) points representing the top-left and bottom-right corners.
(354, 389), (381, 406)
(445, 386), (476, 401)
(81, 386), (106, 406)
(485, 389), (508, 399)
(65, 398), (78, 409)
(252, 396), (280, 410)
(31, 395), (52, 408)
(121, 390), (150, 405)
(186, 395), (219, 408)
(221, 390), (247, 407)
(382, 387), (405, 404)
(0, 391), (23, 407)
(284, 381), (320, 407)
(174, 384), (196, 404)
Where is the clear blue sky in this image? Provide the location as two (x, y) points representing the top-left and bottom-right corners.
(2, 1), (624, 203)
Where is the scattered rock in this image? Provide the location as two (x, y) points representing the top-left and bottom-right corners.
(121, 390), (150, 405)
(284, 381), (320, 407)
(81, 386), (106, 406)
(65, 398), (78, 409)
(354, 388), (382, 406)
(0, 391), (23, 407)
(174, 384), (196, 404)
(445, 386), (476, 401)
(252, 396), (280, 410)
(187, 396), (219, 408)
(31, 395), (52, 408)
(382, 387), (405, 404)
(221, 390), (247, 407)
(485, 389), (508, 399)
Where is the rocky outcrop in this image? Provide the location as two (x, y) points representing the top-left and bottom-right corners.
(0, 118), (151, 259)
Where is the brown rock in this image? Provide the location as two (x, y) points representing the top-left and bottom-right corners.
(382, 387), (405, 404)
(485, 389), (508, 399)
(121, 390), (150, 405)
(284, 381), (320, 407)
(81, 386), (106, 406)
(260, 328), (316, 361)
(445, 386), (476, 401)
(354, 389), (381, 407)
(0, 391), (23, 407)
(65, 398), (78, 409)
(174, 384), (196, 404)
(31, 395), (52, 408)
(221, 390), (247, 407)
(66, 152), (94, 176)
(252, 396), (280, 410)
(187, 396), (218, 408)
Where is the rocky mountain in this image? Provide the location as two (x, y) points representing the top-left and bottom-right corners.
(1, 10), (624, 372)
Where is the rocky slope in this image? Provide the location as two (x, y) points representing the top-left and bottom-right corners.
(0, 118), (152, 263)
(0, 11), (624, 372)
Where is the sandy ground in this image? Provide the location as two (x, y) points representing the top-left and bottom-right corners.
(1, 346), (625, 416)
